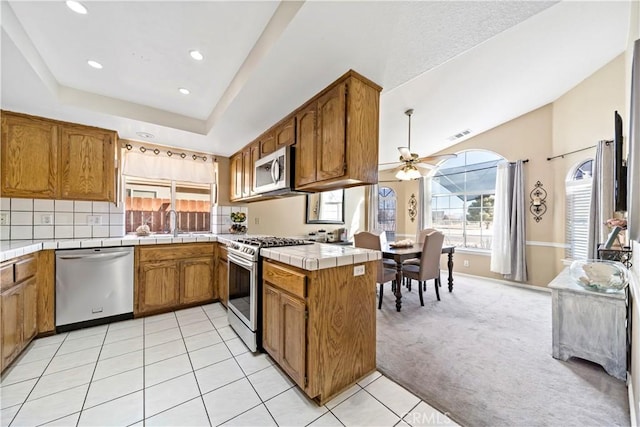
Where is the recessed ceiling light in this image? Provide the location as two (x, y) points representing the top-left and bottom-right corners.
(66, 1), (87, 14)
(87, 60), (103, 69)
(189, 50), (204, 61)
(136, 132), (154, 139)
(179, 88), (190, 95)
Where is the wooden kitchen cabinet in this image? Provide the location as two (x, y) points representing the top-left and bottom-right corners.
(230, 152), (243, 202)
(217, 244), (229, 307)
(0, 253), (39, 374)
(295, 72), (381, 191)
(0, 111), (118, 202)
(135, 244), (216, 316)
(262, 258), (377, 405)
(60, 125), (116, 201)
(275, 117), (295, 149)
(1, 112), (59, 199)
(181, 257), (215, 305)
(259, 131), (276, 157)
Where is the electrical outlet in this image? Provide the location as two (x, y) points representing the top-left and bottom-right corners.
(87, 215), (103, 225)
(255, 217), (259, 225)
(354, 265), (365, 276)
(0, 213), (8, 225)
(463, 260), (470, 268)
(41, 214), (53, 225)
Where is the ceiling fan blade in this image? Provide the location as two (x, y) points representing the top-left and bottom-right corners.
(417, 153), (457, 164)
(379, 163), (403, 171)
(415, 163), (436, 170)
(378, 160), (403, 166)
(397, 147), (412, 161)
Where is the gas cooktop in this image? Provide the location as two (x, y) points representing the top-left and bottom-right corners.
(235, 236), (312, 248)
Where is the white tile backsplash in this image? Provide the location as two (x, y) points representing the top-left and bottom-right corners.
(93, 202), (110, 213)
(74, 226), (92, 238)
(74, 201), (92, 213)
(55, 226), (74, 239)
(11, 199), (33, 211)
(109, 214), (124, 226)
(34, 212), (54, 225)
(33, 199), (54, 211)
(110, 225), (125, 237)
(93, 226), (110, 238)
(1, 226), (10, 240)
(11, 212), (33, 226)
(34, 226), (54, 239)
(110, 203), (124, 214)
(55, 200), (74, 212)
(55, 213), (74, 225)
(0, 198), (10, 210)
(11, 226), (33, 240)
(74, 214), (89, 225)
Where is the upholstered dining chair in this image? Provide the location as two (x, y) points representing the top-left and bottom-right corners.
(354, 231), (396, 309)
(401, 230), (445, 305)
(403, 228), (437, 290)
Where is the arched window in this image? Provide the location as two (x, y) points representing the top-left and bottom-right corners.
(565, 159), (593, 259)
(377, 187), (396, 233)
(431, 150), (505, 249)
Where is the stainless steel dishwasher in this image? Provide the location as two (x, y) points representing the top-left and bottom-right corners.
(56, 246), (134, 331)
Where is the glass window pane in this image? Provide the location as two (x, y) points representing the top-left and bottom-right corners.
(175, 183), (211, 232)
(125, 178), (172, 233)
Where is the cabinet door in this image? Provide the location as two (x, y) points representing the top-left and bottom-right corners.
(280, 292), (306, 388)
(60, 126), (115, 201)
(1, 114), (59, 199)
(1, 285), (22, 369)
(181, 257), (215, 305)
(249, 143), (260, 196)
(217, 257), (228, 307)
(295, 105), (317, 187)
(316, 83), (347, 182)
(21, 277), (38, 344)
(230, 153), (243, 201)
(138, 260), (180, 314)
(262, 284), (281, 361)
(260, 131), (276, 157)
(275, 118), (295, 149)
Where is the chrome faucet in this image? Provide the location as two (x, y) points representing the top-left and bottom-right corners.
(165, 209), (179, 237)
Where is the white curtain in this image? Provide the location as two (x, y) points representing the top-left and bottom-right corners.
(490, 160), (527, 281)
(123, 150), (216, 184)
(490, 162), (512, 274)
(628, 39), (640, 242)
(365, 184), (379, 231)
(587, 140), (615, 258)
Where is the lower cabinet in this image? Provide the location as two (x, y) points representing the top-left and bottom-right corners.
(135, 244), (215, 316)
(1, 254), (38, 373)
(262, 259), (377, 405)
(216, 244), (228, 307)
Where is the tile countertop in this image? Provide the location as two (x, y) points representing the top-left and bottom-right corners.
(0, 235), (380, 271)
(261, 243), (381, 271)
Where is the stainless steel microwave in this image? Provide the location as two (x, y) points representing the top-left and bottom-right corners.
(254, 146), (292, 194)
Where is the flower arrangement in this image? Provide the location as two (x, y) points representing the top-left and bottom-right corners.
(230, 211), (247, 234)
(605, 218), (627, 229)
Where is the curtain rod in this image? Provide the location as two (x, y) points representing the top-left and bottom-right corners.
(546, 140), (611, 161)
(122, 142), (216, 162)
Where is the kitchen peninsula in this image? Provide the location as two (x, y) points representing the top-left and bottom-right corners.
(0, 235), (380, 405)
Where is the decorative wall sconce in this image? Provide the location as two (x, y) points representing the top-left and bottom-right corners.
(530, 181), (547, 222)
(408, 193), (417, 222)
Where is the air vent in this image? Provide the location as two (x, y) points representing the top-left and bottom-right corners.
(447, 129), (472, 141)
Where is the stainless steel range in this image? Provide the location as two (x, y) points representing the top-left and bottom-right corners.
(227, 236), (312, 352)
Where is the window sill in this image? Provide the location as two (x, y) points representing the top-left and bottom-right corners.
(453, 247), (491, 256)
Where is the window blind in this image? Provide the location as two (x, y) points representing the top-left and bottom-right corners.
(566, 180), (592, 259)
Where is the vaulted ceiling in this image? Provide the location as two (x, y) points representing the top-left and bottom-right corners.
(0, 1), (631, 165)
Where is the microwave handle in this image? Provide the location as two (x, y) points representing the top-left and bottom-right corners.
(271, 158), (280, 184)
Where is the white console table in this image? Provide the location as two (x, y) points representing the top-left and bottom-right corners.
(549, 267), (627, 380)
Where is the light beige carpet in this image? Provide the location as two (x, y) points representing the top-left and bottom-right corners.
(376, 275), (629, 427)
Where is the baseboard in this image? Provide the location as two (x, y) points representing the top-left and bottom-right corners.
(454, 272), (551, 293)
(629, 377), (637, 427)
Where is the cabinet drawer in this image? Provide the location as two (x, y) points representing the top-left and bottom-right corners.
(263, 261), (306, 299)
(15, 256), (37, 283)
(0, 262), (14, 290)
(138, 243), (214, 262)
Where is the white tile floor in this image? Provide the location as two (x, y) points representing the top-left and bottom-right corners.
(0, 303), (457, 427)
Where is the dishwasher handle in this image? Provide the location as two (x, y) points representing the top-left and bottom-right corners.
(57, 252), (131, 261)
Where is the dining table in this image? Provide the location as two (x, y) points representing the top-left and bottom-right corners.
(381, 243), (455, 312)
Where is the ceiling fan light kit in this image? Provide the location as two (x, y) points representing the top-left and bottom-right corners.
(383, 108), (457, 181)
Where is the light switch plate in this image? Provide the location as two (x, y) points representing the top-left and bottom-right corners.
(0, 213), (8, 225)
(354, 265), (365, 276)
(41, 214), (53, 225)
(87, 215), (103, 225)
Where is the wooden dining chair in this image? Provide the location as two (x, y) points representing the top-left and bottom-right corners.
(401, 231), (445, 305)
(354, 231), (396, 309)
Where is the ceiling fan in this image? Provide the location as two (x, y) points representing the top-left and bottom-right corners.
(380, 109), (457, 180)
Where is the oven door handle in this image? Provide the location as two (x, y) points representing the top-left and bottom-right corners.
(228, 252), (256, 269)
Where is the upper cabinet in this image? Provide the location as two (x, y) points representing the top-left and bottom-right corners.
(229, 152), (243, 202)
(296, 74), (380, 191)
(1, 113), (59, 199)
(60, 125), (116, 201)
(1, 111), (118, 202)
(229, 70), (381, 202)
